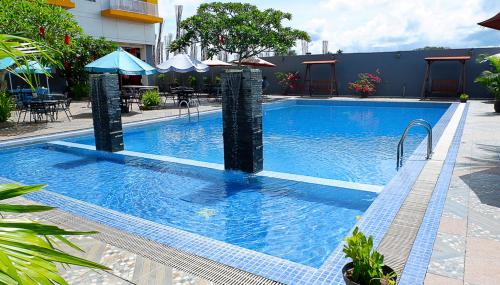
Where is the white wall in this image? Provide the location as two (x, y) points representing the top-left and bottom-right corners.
(71, 0), (156, 46)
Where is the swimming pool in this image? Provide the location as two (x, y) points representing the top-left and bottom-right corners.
(0, 99), (450, 270)
(70, 100), (450, 185)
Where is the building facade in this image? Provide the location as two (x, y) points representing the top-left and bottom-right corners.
(48, 0), (162, 66)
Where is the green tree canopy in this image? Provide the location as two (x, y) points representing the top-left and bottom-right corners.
(170, 2), (310, 65)
(0, 0), (116, 94)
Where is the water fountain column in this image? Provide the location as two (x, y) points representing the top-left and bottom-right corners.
(89, 74), (124, 152)
(221, 68), (263, 173)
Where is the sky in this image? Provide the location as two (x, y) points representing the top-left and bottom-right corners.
(158, 0), (500, 55)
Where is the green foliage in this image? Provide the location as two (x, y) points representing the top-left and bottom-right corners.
(343, 227), (395, 285)
(61, 35), (117, 88)
(413, 46), (450, 51)
(188, 75), (197, 88)
(71, 82), (90, 100)
(141, 90), (161, 107)
(460, 93), (469, 102)
(0, 0), (116, 94)
(170, 2), (310, 65)
(0, 184), (108, 284)
(0, 34), (58, 90)
(0, 91), (14, 123)
(475, 54), (500, 100)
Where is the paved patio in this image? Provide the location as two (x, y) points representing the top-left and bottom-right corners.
(425, 101), (500, 285)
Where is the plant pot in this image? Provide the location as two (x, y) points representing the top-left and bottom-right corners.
(460, 99), (467, 103)
(495, 100), (500, 113)
(342, 262), (397, 285)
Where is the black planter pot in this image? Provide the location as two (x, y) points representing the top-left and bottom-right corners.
(342, 262), (397, 285)
(494, 100), (500, 113)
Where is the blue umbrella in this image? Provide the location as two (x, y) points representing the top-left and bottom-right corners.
(84, 47), (157, 75)
(0, 57), (15, 70)
(12, 60), (53, 93)
(13, 60), (52, 74)
(0, 58), (15, 92)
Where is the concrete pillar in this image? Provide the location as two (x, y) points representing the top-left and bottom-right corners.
(221, 68), (263, 173)
(90, 74), (124, 152)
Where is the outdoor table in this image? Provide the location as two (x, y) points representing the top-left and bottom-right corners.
(171, 87), (195, 105)
(29, 99), (59, 122)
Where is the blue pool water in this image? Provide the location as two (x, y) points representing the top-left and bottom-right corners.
(0, 100), (450, 268)
(71, 100), (449, 185)
(0, 144), (374, 267)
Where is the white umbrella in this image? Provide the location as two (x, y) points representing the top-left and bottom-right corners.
(202, 58), (232, 67)
(157, 53), (209, 73)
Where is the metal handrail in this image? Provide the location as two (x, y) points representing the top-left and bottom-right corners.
(397, 119), (433, 170)
(178, 98), (199, 122)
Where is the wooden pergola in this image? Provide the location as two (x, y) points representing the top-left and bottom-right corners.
(420, 56), (471, 99)
(302, 60), (339, 96)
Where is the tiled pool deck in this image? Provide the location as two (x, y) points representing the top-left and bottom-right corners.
(1, 98), (497, 284)
(424, 101), (500, 285)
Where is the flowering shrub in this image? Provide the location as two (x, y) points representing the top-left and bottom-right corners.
(348, 70), (382, 97)
(275, 71), (300, 94)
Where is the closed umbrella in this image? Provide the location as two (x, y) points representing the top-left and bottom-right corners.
(157, 53), (209, 73)
(84, 47), (157, 75)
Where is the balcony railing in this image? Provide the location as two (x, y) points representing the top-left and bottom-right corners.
(108, 0), (158, 17)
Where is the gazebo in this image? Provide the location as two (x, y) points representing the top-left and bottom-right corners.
(302, 60), (339, 96)
(420, 56), (471, 99)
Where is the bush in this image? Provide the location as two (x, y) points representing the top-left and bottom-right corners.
(0, 91), (14, 123)
(460, 93), (469, 102)
(71, 83), (90, 100)
(188, 75), (197, 88)
(141, 90), (161, 108)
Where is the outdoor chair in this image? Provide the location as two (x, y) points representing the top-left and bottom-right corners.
(29, 102), (54, 123)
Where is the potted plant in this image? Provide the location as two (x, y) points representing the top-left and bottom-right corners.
(141, 90), (161, 110)
(348, 71), (382, 98)
(275, 71), (300, 95)
(188, 75), (197, 89)
(475, 54), (500, 112)
(342, 227), (396, 285)
(459, 93), (469, 103)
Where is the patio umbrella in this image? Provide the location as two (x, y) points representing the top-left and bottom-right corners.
(156, 53), (209, 73)
(0, 57), (15, 92)
(234, 57), (276, 68)
(478, 12), (500, 30)
(202, 58), (231, 84)
(202, 58), (232, 67)
(84, 47), (157, 75)
(13, 60), (53, 93)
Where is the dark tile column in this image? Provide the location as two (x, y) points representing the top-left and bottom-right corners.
(90, 74), (124, 152)
(221, 68), (263, 173)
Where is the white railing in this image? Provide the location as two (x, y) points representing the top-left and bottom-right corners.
(109, 0), (158, 17)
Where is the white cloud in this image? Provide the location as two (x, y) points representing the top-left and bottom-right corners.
(157, 0), (500, 54)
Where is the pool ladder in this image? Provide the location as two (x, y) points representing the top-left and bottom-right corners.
(397, 119), (432, 170)
(178, 99), (199, 122)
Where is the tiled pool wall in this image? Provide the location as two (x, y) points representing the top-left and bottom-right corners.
(0, 100), (460, 285)
(398, 103), (469, 284)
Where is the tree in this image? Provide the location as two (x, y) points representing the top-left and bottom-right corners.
(170, 2), (310, 65)
(0, 0), (116, 96)
(413, 46), (450, 51)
